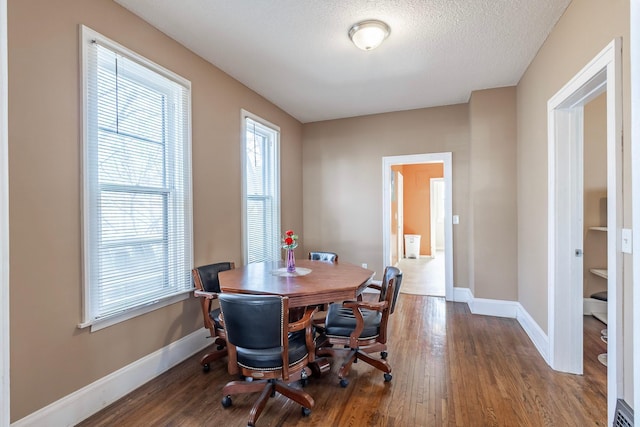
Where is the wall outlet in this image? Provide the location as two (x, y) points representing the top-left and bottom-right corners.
(362, 263), (368, 269)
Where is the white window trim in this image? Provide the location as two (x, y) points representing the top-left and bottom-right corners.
(240, 109), (281, 265)
(78, 291), (192, 332)
(79, 25), (193, 331)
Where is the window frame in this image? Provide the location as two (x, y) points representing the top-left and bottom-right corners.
(79, 25), (193, 331)
(240, 109), (281, 265)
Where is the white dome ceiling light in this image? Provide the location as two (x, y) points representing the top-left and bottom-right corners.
(348, 20), (390, 51)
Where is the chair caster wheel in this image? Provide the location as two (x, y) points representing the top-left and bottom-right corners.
(384, 373), (392, 382)
(216, 345), (225, 351)
(301, 407), (312, 417)
(202, 363), (210, 373)
(339, 378), (349, 388)
(221, 396), (232, 408)
(381, 351), (388, 359)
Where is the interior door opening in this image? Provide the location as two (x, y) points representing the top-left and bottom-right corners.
(547, 39), (622, 425)
(382, 152), (453, 301)
(582, 92), (608, 377)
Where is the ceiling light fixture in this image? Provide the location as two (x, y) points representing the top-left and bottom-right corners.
(348, 20), (390, 51)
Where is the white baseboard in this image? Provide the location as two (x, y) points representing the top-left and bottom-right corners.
(12, 330), (210, 427)
(468, 297), (519, 318)
(453, 286), (473, 303)
(454, 287), (550, 366)
(516, 303), (550, 364)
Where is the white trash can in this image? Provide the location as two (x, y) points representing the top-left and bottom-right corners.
(404, 234), (421, 259)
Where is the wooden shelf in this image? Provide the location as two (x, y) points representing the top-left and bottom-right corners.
(589, 268), (608, 279)
(589, 226), (607, 232)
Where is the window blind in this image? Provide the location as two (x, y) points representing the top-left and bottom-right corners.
(83, 28), (193, 324)
(243, 115), (280, 264)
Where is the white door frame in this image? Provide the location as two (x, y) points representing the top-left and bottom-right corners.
(547, 38), (621, 425)
(1, 0), (9, 424)
(382, 152), (453, 301)
(430, 178), (445, 255)
(631, 1), (640, 424)
(396, 171), (404, 260)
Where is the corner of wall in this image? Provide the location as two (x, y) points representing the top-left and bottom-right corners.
(455, 287), (550, 365)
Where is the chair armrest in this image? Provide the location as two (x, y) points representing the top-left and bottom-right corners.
(343, 300), (388, 312)
(194, 290), (218, 334)
(339, 300), (389, 348)
(288, 306), (318, 366)
(289, 307), (318, 332)
(366, 283), (383, 292)
(194, 290), (218, 300)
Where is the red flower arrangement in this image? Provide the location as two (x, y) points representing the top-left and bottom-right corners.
(282, 229), (299, 250)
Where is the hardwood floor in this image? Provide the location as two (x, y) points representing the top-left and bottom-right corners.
(398, 255), (445, 297)
(78, 296), (607, 426)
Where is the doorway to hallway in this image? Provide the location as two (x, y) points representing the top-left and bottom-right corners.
(382, 152), (453, 301)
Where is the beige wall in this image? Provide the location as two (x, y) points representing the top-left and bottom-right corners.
(469, 87), (518, 300)
(516, 0), (632, 402)
(302, 105), (469, 285)
(8, 0), (302, 421)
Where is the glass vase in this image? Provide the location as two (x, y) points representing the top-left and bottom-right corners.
(286, 248), (296, 273)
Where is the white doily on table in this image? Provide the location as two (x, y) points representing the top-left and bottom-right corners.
(270, 267), (312, 277)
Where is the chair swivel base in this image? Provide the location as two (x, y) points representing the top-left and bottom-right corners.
(199, 337), (227, 372)
(317, 342), (392, 386)
(221, 377), (314, 426)
(308, 357), (331, 377)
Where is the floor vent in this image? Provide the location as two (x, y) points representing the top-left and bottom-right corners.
(614, 399), (634, 427)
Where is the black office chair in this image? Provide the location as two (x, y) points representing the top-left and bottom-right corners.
(308, 251), (339, 263)
(317, 266), (403, 387)
(307, 251), (339, 317)
(219, 294), (317, 426)
(192, 261), (235, 372)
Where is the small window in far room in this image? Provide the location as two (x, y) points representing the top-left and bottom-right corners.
(80, 26), (193, 331)
(241, 111), (281, 264)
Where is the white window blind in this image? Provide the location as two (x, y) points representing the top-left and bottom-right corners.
(81, 26), (193, 327)
(242, 112), (280, 264)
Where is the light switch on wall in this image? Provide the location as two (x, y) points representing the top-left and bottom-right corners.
(621, 228), (632, 254)
(452, 215), (459, 225)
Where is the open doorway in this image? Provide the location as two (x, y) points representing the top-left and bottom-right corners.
(582, 91), (608, 406)
(581, 91), (608, 397)
(396, 166), (445, 297)
(382, 152), (453, 301)
(547, 39), (622, 424)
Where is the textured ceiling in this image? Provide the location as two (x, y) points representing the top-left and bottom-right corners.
(113, 0), (570, 123)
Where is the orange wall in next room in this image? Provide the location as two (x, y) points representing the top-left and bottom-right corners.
(402, 163), (444, 256)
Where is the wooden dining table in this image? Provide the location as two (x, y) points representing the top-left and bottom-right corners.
(218, 259), (375, 307)
(217, 259), (375, 376)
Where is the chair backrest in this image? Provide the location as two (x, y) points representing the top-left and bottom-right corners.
(308, 251), (338, 263)
(219, 294), (285, 350)
(375, 266), (402, 344)
(379, 266), (403, 314)
(192, 262), (234, 293)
